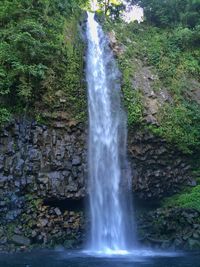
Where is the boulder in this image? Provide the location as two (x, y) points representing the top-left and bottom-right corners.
(11, 235), (31, 246)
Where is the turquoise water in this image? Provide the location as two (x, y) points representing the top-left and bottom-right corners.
(0, 250), (199, 267)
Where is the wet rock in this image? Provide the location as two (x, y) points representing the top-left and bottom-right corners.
(0, 156), (4, 171)
(138, 208), (200, 250)
(0, 119), (87, 201)
(6, 210), (22, 221)
(72, 156), (81, 166)
(145, 114), (158, 125)
(38, 219), (48, 227)
(31, 230), (37, 238)
(54, 121), (66, 128)
(54, 208), (62, 216)
(129, 127), (191, 199)
(0, 201), (6, 207)
(188, 180), (197, 187)
(131, 58), (173, 125)
(108, 31), (125, 55)
(188, 239), (200, 249)
(0, 237), (7, 245)
(14, 158), (24, 177)
(14, 227), (22, 235)
(11, 235), (31, 246)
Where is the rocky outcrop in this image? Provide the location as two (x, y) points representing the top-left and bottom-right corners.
(0, 113), (193, 251)
(125, 57), (192, 199)
(0, 114), (87, 251)
(108, 30), (125, 55)
(132, 58), (173, 125)
(0, 115), (86, 200)
(129, 128), (192, 199)
(0, 115), (190, 202)
(107, 32), (192, 199)
(138, 208), (200, 250)
(0, 194), (84, 252)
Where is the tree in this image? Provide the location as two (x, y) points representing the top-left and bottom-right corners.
(98, 0), (125, 19)
(132, 0), (200, 28)
(100, 0), (110, 15)
(0, 0), (88, 124)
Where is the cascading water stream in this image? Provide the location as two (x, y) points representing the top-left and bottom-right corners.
(86, 11), (134, 255)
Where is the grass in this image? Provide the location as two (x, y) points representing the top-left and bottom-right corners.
(163, 183), (200, 211)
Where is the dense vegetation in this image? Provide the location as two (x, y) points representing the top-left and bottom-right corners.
(105, 0), (200, 154)
(136, 0), (200, 28)
(102, 0), (200, 212)
(0, 0), (88, 124)
(164, 185), (200, 211)
(129, 0), (200, 210)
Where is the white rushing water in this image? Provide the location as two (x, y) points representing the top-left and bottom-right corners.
(86, 12), (134, 255)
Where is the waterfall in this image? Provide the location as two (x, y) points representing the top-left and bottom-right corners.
(86, 12), (134, 255)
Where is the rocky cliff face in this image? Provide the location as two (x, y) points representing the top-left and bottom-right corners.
(0, 115), (86, 200)
(138, 207), (200, 250)
(129, 128), (191, 199)
(0, 114), (87, 252)
(0, 111), (192, 251)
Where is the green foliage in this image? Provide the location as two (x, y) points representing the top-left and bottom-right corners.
(118, 54), (143, 125)
(137, 0), (200, 28)
(127, 25), (200, 84)
(110, 17), (200, 153)
(97, 0), (125, 20)
(0, 0), (88, 124)
(148, 102), (200, 153)
(41, 17), (87, 120)
(163, 185), (200, 211)
(0, 107), (12, 125)
(105, 21), (144, 125)
(63, 39), (86, 121)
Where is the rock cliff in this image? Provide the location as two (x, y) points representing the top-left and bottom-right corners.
(0, 111), (192, 251)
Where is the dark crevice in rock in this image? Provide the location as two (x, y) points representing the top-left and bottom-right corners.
(133, 195), (160, 212)
(44, 198), (85, 212)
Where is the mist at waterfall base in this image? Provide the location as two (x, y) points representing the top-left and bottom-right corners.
(86, 11), (134, 255)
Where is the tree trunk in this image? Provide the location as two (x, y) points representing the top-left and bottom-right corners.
(104, 0), (110, 15)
